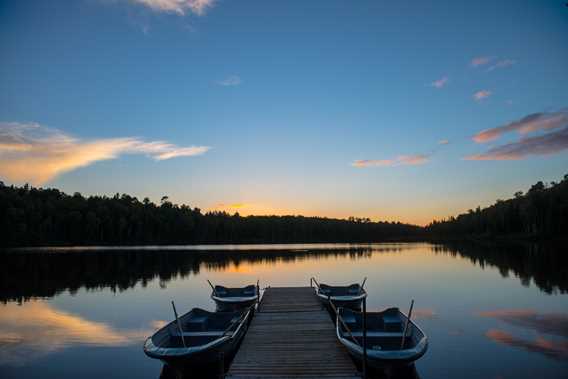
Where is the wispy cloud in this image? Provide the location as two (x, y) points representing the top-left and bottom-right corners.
(217, 75), (242, 87)
(353, 154), (429, 168)
(438, 139), (449, 145)
(487, 59), (516, 72)
(466, 126), (568, 161)
(472, 110), (568, 143)
(430, 76), (448, 89)
(473, 90), (492, 101)
(471, 56), (492, 67)
(129, 0), (215, 15)
(0, 122), (210, 185)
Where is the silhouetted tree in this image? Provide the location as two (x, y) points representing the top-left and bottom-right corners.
(0, 182), (422, 247)
(427, 175), (568, 239)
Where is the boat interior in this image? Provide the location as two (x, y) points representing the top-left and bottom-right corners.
(154, 309), (244, 348)
(214, 285), (257, 298)
(319, 283), (363, 296)
(339, 308), (422, 350)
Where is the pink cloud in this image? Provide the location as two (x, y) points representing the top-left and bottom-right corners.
(129, 0), (215, 16)
(466, 126), (568, 161)
(488, 59), (516, 71)
(430, 76), (448, 89)
(471, 56), (492, 67)
(353, 154), (429, 168)
(486, 329), (568, 361)
(473, 90), (492, 101)
(472, 110), (568, 143)
(478, 309), (568, 338)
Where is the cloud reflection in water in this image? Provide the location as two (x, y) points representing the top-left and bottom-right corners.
(0, 300), (160, 366)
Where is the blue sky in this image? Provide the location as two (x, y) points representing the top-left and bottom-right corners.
(1, 0), (568, 224)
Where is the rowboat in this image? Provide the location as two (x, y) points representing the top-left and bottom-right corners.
(314, 280), (367, 310)
(336, 307), (428, 368)
(210, 282), (259, 311)
(144, 307), (252, 368)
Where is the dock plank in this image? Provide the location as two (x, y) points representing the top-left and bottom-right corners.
(226, 287), (360, 379)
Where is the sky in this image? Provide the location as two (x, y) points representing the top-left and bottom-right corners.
(1, 0), (568, 225)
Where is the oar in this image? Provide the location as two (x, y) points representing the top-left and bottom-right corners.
(329, 299), (362, 347)
(400, 299), (414, 349)
(171, 301), (186, 348)
(207, 279), (218, 296)
(361, 277), (367, 290)
(222, 308), (250, 336)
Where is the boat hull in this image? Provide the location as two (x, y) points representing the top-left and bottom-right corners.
(213, 297), (258, 312)
(154, 328), (246, 369)
(317, 294), (365, 310)
(144, 308), (252, 370)
(343, 343), (428, 368)
(335, 308), (428, 369)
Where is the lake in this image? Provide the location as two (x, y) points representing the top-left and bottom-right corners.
(0, 242), (567, 378)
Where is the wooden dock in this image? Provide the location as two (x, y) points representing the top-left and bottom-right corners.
(226, 287), (360, 379)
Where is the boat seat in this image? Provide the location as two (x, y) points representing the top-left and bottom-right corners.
(342, 316), (357, 323)
(349, 331), (404, 337)
(186, 316), (208, 331)
(172, 331), (225, 337)
(382, 315), (402, 332)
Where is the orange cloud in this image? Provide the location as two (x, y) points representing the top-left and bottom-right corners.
(353, 154), (429, 168)
(473, 90), (492, 101)
(0, 122), (210, 185)
(472, 110), (568, 143)
(214, 203), (249, 210)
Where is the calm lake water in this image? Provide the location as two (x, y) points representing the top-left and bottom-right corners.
(1, 242), (567, 378)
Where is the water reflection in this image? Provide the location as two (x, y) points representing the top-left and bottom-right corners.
(0, 300), (156, 366)
(433, 242), (568, 294)
(0, 242), (567, 379)
(486, 329), (568, 361)
(0, 246), (382, 303)
(479, 309), (568, 338)
(479, 309), (568, 361)
(2, 242), (567, 304)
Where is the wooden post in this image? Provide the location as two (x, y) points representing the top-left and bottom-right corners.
(171, 301), (186, 348)
(256, 280), (261, 309)
(400, 299), (415, 349)
(362, 297), (367, 379)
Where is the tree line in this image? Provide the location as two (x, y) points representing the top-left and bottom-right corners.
(427, 174), (568, 239)
(0, 182), (422, 247)
(2, 174), (566, 247)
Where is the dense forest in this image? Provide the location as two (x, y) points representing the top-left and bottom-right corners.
(427, 174), (568, 239)
(0, 182), (422, 247)
(2, 174), (567, 247)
